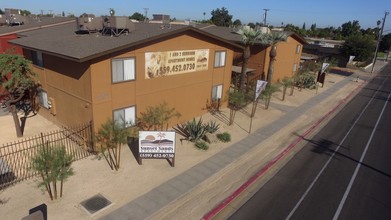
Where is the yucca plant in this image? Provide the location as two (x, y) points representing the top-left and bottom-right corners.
(186, 118), (208, 142)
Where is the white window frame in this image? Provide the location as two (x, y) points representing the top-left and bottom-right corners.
(212, 84), (223, 101)
(113, 106), (136, 127)
(214, 51), (226, 67)
(112, 58), (136, 83)
(293, 63), (298, 72)
(32, 51), (44, 67)
(296, 45), (301, 54)
(38, 90), (49, 109)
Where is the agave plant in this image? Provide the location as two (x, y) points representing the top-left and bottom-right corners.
(204, 121), (220, 134)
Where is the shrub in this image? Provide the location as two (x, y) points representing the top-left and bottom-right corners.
(295, 70), (317, 89)
(217, 132), (231, 143)
(138, 102), (181, 131)
(194, 141), (209, 150)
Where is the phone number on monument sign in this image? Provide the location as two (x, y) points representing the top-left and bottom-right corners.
(139, 153), (175, 159)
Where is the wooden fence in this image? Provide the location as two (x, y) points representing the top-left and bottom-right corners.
(0, 121), (94, 188)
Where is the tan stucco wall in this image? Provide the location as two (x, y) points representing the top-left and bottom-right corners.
(263, 36), (303, 83)
(88, 32), (234, 131)
(27, 50), (93, 127)
(233, 36), (302, 85)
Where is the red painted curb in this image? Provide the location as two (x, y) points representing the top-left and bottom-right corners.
(202, 82), (364, 220)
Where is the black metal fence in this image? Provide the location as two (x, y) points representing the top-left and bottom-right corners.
(0, 122), (94, 188)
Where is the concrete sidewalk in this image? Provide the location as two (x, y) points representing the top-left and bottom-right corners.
(101, 64), (387, 220)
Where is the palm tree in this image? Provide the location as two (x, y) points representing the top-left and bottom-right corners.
(237, 26), (262, 90)
(258, 32), (288, 83)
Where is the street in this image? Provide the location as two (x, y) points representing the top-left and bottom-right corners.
(229, 63), (391, 220)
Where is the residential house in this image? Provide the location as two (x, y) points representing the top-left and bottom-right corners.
(10, 19), (243, 131)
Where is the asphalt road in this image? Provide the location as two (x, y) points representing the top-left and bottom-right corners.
(229, 63), (391, 220)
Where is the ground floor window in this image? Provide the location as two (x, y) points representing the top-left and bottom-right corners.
(113, 106), (136, 127)
(38, 90), (49, 109)
(212, 84), (223, 101)
(293, 63), (298, 72)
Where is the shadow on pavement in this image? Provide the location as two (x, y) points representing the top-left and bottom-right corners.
(296, 134), (391, 179)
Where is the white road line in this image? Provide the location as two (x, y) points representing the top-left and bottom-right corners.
(286, 76), (389, 220)
(333, 89), (391, 220)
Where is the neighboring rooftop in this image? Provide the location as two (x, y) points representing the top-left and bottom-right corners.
(0, 16), (74, 36)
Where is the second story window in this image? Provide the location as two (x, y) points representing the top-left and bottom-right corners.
(112, 58), (136, 83)
(296, 45), (301, 54)
(214, 51), (226, 68)
(32, 51), (43, 67)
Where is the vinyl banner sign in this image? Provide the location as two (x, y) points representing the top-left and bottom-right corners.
(145, 49), (209, 79)
(255, 80), (268, 101)
(321, 63), (330, 73)
(139, 131), (176, 159)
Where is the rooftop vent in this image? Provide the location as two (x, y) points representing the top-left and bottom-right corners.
(101, 16), (135, 37)
(76, 16), (103, 33)
(75, 15), (135, 36)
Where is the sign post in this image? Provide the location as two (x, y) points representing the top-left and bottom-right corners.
(317, 63), (329, 90)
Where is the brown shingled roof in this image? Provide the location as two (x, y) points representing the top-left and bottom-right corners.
(10, 21), (244, 62)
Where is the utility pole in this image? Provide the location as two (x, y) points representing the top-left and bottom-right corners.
(263, 9), (270, 26)
(371, 11), (389, 73)
(143, 8), (149, 23)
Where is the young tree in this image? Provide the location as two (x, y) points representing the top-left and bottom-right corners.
(96, 119), (130, 171)
(258, 32), (288, 84)
(138, 102), (181, 131)
(280, 76), (293, 101)
(210, 7), (233, 27)
(31, 145), (74, 200)
(237, 26), (262, 90)
(261, 84), (280, 109)
(227, 89), (247, 125)
(0, 53), (36, 137)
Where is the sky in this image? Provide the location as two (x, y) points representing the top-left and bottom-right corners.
(3, 0), (391, 34)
